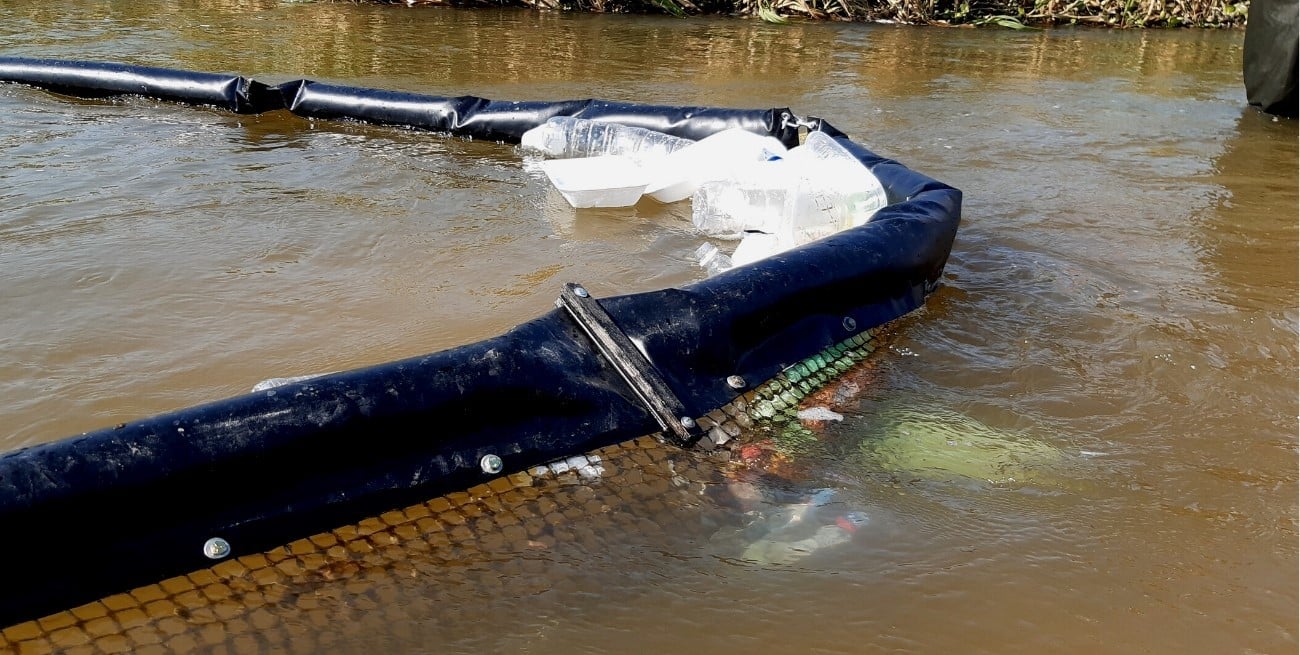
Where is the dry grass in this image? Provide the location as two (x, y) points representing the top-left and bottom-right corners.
(368, 0), (1247, 26)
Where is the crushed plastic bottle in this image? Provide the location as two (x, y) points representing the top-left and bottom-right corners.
(730, 231), (783, 267)
(690, 158), (794, 239)
(748, 517), (868, 564)
(520, 116), (694, 164)
(739, 511), (869, 566)
(688, 131), (889, 254)
(782, 130), (889, 244)
(694, 242), (734, 276)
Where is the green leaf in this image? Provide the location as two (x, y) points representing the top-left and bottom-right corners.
(756, 4), (790, 22)
(649, 0), (688, 16)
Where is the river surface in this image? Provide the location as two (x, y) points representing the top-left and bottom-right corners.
(0, 2), (1296, 654)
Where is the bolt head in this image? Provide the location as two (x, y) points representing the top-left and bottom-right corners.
(726, 375), (747, 390)
(480, 454), (504, 475)
(842, 316), (857, 332)
(679, 416), (696, 429)
(573, 286), (589, 298)
(203, 537), (231, 560)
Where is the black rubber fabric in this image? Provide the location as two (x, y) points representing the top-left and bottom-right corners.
(1243, 0), (1299, 118)
(0, 56), (802, 144)
(0, 57), (961, 627)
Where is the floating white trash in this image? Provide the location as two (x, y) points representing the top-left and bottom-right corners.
(731, 231), (784, 267)
(539, 155), (649, 208)
(644, 128), (787, 204)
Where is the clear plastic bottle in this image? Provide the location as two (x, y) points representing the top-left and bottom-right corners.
(689, 132), (889, 247)
(694, 242), (734, 276)
(783, 131), (889, 244)
(520, 116), (695, 163)
(690, 158), (794, 239)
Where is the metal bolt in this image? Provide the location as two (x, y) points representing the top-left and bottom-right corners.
(573, 286), (589, 298)
(203, 537), (231, 560)
(480, 453), (504, 475)
(842, 316), (857, 332)
(679, 416), (696, 429)
(726, 375), (747, 390)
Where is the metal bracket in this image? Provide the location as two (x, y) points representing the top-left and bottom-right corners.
(556, 283), (701, 447)
(779, 110), (822, 133)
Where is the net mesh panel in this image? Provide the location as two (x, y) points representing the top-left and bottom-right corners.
(0, 330), (883, 655)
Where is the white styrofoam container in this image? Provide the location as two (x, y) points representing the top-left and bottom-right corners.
(539, 155), (648, 208)
(644, 129), (788, 204)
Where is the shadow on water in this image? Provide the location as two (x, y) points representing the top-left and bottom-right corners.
(1196, 107), (1299, 310)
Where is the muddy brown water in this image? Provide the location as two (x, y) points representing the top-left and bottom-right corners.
(0, 3), (1296, 654)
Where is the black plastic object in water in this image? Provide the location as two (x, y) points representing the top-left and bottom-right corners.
(0, 57), (961, 628)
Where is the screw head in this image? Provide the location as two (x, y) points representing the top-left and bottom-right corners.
(679, 416), (696, 429)
(726, 375), (747, 390)
(842, 316), (857, 332)
(480, 454), (504, 475)
(573, 286), (589, 298)
(203, 537), (231, 560)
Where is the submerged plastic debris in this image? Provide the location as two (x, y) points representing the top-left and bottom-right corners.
(858, 405), (1063, 486)
(711, 488), (869, 566)
(797, 406), (844, 422)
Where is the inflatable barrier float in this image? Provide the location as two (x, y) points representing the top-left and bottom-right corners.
(0, 57), (961, 630)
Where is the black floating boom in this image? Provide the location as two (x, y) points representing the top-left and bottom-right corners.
(0, 57), (961, 628)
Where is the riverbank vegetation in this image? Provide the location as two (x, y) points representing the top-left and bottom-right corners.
(371, 0), (1247, 26)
